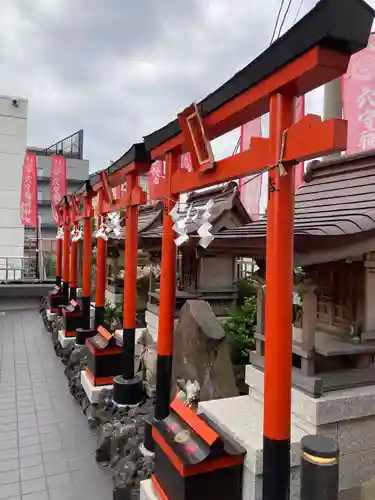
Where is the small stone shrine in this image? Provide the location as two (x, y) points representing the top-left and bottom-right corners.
(199, 150), (375, 499)
(140, 183), (251, 341)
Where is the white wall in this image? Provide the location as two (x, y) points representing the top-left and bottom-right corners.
(0, 96), (28, 279)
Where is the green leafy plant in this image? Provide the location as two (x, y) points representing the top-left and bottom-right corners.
(235, 277), (257, 306)
(222, 296), (257, 365)
(104, 301), (123, 330)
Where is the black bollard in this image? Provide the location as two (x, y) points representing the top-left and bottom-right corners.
(300, 435), (339, 500)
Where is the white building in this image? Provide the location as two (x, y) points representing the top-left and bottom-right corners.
(0, 95), (28, 280)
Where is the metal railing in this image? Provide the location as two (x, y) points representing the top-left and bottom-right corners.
(43, 129), (84, 159)
(0, 253), (56, 283)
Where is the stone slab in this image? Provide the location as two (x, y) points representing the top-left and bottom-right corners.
(145, 309), (178, 343)
(58, 330), (76, 348)
(46, 309), (57, 321)
(140, 479), (157, 500)
(340, 447), (375, 491)
(199, 395), (305, 475)
(246, 365), (375, 426)
(80, 370), (113, 404)
(339, 416), (375, 455)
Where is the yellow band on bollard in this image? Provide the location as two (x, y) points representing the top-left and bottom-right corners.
(302, 451), (338, 465)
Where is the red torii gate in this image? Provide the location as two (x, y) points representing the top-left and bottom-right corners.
(94, 150), (150, 404)
(58, 145), (152, 403)
(142, 1), (375, 498)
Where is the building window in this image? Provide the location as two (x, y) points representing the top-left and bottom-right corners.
(37, 190), (43, 202)
(37, 167), (44, 177)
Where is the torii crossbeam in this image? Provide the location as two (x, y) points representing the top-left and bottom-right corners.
(143, 1), (375, 499)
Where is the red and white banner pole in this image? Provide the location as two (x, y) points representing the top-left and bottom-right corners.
(20, 152), (38, 227)
(341, 32), (375, 154)
(238, 118), (263, 219)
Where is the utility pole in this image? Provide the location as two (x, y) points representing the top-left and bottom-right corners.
(323, 78), (343, 159)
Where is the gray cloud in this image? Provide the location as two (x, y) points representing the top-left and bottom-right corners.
(0, 0), (372, 172)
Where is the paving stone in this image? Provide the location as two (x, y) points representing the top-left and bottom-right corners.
(20, 465), (45, 481)
(18, 428), (37, 439)
(38, 424), (59, 435)
(0, 470), (19, 485)
(20, 454), (43, 469)
(0, 440), (17, 452)
(19, 445), (41, 458)
(0, 424), (17, 433)
(0, 308), (113, 500)
(47, 472), (72, 489)
(44, 458), (69, 477)
(0, 431), (17, 442)
(22, 491), (49, 500)
(0, 482), (20, 499)
(41, 440), (62, 453)
(19, 435), (39, 448)
(0, 449), (18, 461)
(21, 477), (47, 495)
(17, 420), (38, 431)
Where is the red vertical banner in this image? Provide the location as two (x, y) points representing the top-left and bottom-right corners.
(238, 118), (263, 219)
(180, 152), (193, 172)
(115, 184), (122, 199)
(342, 32), (375, 154)
(294, 95), (305, 190)
(50, 156), (67, 224)
(147, 160), (165, 201)
(20, 152), (38, 227)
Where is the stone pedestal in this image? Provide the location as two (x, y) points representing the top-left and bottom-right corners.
(80, 370), (112, 404)
(58, 330), (76, 348)
(47, 309), (57, 322)
(199, 395), (302, 500)
(140, 479), (157, 500)
(196, 364), (375, 499)
(246, 366), (375, 497)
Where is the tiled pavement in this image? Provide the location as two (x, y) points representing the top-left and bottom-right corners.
(0, 306), (113, 500)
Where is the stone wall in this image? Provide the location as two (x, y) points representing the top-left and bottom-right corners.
(246, 365), (375, 499)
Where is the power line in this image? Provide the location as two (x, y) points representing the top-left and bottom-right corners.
(270, 0), (287, 44)
(293, 0), (304, 25)
(277, 0), (294, 39)
(232, 0), (287, 154)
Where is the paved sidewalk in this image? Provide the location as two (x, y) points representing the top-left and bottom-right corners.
(0, 307), (113, 500)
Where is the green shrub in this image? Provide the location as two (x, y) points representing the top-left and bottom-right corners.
(236, 277), (257, 306)
(104, 301), (123, 329)
(222, 296), (257, 365)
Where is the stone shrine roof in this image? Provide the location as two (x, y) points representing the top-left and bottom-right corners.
(210, 149), (375, 265)
(141, 182), (250, 240)
(108, 183), (251, 249)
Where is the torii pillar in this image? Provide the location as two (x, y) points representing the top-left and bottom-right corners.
(76, 183), (96, 345)
(48, 207), (66, 313)
(62, 196), (71, 302)
(69, 195), (80, 301)
(94, 189), (108, 329)
(59, 196), (82, 345)
(113, 165), (148, 405)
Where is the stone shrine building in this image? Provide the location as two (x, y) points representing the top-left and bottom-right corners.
(198, 149), (375, 499)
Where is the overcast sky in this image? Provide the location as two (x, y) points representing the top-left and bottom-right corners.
(0, 0), (374, 173)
